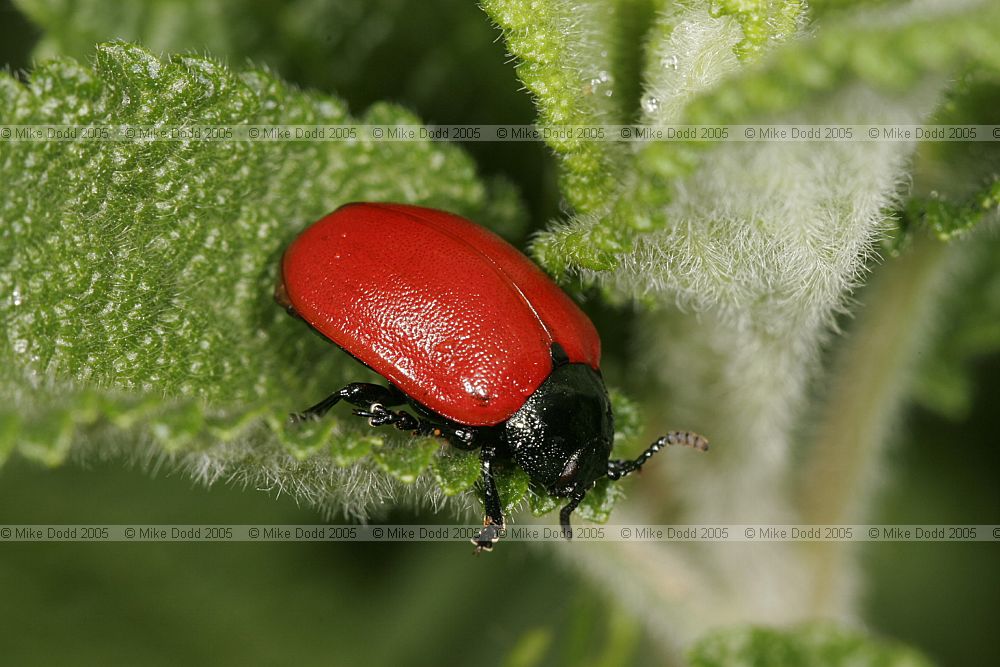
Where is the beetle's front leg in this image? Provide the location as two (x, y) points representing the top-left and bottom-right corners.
(471, 445), (504, 553)
(290, 383), (406, 423)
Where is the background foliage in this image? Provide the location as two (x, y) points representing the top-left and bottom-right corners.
(1, 0), (997, 665)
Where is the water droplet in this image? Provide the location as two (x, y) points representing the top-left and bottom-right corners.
(661, 54), (679, 70)
(12, 288), (22, 306)
(588, 71), (613, 97)
(641, 94), (661, 114)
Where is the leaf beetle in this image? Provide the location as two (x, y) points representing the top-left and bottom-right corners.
(276, 203), (707, 551)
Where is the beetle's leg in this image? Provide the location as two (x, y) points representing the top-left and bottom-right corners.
(559, 489), (588, 540)
(606, 431), (709, 480)
(351, 404), (433, 433)
(350, 405), (476, 446)
(437, 425), (477, 450)
(290, 383), (406, 423)
(471, 445), (504, 554)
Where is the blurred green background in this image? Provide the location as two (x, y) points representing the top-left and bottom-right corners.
(1, 1), (997, 665)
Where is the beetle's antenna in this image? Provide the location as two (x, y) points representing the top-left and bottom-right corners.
(607, 431), (708, 480)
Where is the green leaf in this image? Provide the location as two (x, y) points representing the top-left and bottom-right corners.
(495, 463), (531, 514)
(707, 1), (806, 61)
(902, 179), (1000, 243)
(527, 486), (560, 517)
(532, 0), (1000, 278)
(688, 624), (935, 667)
(576, 477), (624, 523)
(431, 449), (481, 497)
(608, 387), (644, 455)
(11, 1), (534, 243)
(328, 431), (380, 468)
(372, 438), (440, 484)
(0, 42), (525, 520)
(891, 72), (1000, 246)
(684, 2), (1000, 128)
(482, 0), (634, 213)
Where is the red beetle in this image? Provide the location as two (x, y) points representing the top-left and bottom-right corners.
(276, 203), (707, 550)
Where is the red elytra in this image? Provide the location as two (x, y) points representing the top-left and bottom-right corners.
(280, 203), (601, 427)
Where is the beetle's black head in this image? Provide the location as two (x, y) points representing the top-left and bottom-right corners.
(502, 362), (614, 499)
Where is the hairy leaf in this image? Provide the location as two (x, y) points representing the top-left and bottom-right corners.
(0, 42), (536, 520)
(12, 0), (537, 243)
(482, 0), (636, 213)
(533, 0), (1000, 274)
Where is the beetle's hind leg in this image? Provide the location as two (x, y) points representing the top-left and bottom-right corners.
(289, 383), (406, 423)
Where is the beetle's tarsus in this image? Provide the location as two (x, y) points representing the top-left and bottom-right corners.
(474, 447), (506, 552)
(471, 521), (502, 554)
(287, 411), (317, 425)
(292, 382), (406, 424)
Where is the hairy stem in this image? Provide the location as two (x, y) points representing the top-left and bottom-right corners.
(801, 233), (955, 617)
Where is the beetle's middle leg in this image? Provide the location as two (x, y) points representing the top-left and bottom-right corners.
(351, 404), (477, 450)
(471, 445), (505, 553)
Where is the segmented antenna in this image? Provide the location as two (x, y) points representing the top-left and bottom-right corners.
(606, 431), (709, 480)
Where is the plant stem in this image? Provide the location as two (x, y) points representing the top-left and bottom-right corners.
(800, 233), (955, 617)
